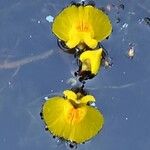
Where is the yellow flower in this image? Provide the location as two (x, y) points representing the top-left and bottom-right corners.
(41, 89), (104, 144)
(78, 48), (103, 78)
(52, 5), (112, 49)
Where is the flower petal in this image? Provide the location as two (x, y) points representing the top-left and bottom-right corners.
(63, 90), (77, 101)
(84, 6), (112, 41)
(79, 48), (103, 75)
(80, 95), (95, 104)
(83, 35), (98, 49)
(66, 36), (80, 48)
(52, 5), (78, 42)
(42, 96), (104, 143)
(52, 5), (112, 49)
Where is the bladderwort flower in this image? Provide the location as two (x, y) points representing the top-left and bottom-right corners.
(52, 4), (112, 50)
(41, 89), (104, 144)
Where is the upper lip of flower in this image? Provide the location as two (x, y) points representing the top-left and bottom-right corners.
(63, 90), (95, 107)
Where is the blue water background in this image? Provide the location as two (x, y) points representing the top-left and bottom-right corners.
(0, 0), (150, 150)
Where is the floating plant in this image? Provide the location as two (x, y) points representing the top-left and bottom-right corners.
(41, 89), (104, 144)
(41, 0), (112, 148)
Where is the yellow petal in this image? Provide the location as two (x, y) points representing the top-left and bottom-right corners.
(52, 5), (78, 42)
(83, 35), (98, 49)
(84, 6), (112, 41)
(42, 96), (104, 144)
(80, 95), (95, 104)
(66, 36), (80, 49)
(63, 90), (77, 101)
(79, 48), (103, 75)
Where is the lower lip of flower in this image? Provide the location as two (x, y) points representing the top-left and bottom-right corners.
(66, 107), (87, 124)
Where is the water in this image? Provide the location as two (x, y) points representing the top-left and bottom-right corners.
(0, 0), (150, 150)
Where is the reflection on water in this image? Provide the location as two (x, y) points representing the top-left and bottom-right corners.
(0, 50), (53, 69)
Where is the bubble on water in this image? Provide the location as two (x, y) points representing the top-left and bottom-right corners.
(67, 77), (78, 86)
(50, 89), (54, 93)
(66, 141), (77, 150)
(116, 17), (121, 23)
(40, 112), (43, 120)
(121, 23), (128, 30)
(89, 102), (96, 107)
(102, 57), (113, 69)
(144, 17), (150, 26)
(46, 15), (54, 23)
(29, 35), (32, 39)
(127, 43), (136, 59)
(118, 4), (125, 10)
(44, 96), (49, 100)
(87, 1), (95, 6)
(128, 11), (135, 15)
(106, 4), (112, 12)
(127, 47), (135, 59)
(45, 126), (48, 131)
(80, 0), (85, 2)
